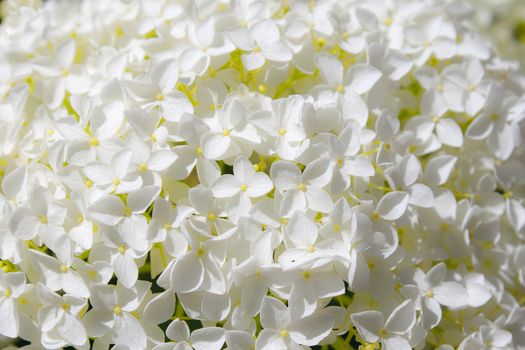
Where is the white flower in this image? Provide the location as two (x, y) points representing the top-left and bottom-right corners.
(0, 271), (26, 338)
(36, 283), (88, 348)
(255, 296), (334, 349)
(351, 300), (416, 350)
(0, 0), (524, 349)
(228, 19), (292, 71)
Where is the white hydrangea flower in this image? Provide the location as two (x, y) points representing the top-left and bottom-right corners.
(0, 0), (524, 349)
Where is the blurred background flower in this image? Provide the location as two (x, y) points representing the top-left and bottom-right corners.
(466, 0), (525, 68)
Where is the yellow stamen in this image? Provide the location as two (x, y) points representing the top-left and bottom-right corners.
(113, 306), (122, 315)
(118, 245), (126, 254)
(89, 137), (99, 147)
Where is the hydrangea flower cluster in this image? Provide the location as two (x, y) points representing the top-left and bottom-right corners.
(1, 0), (525, 349)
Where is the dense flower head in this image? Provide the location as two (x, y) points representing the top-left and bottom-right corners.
(0, 0), (525, 349)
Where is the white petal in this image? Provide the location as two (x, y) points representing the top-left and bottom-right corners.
(127, 186), (161, 213)
(202, 133), (232, 160)
(242, 52), (265, 71)
(58, 312), (87, 346)
(288, 312), (334, 346)
(171, 253), (204, 293)
(315, 54), (343, 87)
(114, 254), (138, 289)
(424, 155), (457, 186)
(421, 297), (442, 330)
(466, 114), (492, 140)
(436, 118), (463, 147)
(260, 296), (290, 330)
(433, 282), (468, 308)
(227, 27), (254, 51)
(376, 191), (409, 221)
(2, 166), (27, 199)
(407, 184), (434, 208)
(382, 336), (412, 350)
(148, 150), (178, 172)
(166, 319), (190, 342)
(191, 327), (225, 350)
(113, 312), (147, 349)
(351, 310), (383, 343)
(212, 175), (241, 198)
(384, 300), (416, 335)
(348, 251), (370, 292)
(261, 41), (292, 63)
(88, 195), (124, 226)
(152, 59), (179, 94)
(286, 212), (318, 247)
(0, 298), (18, 338)
(202, 293), (231, 322)
(143, 290), (176, 325)
(289, 280), (317, 320)
(246, 173), (273, 197)
(347, 64), (383, 94)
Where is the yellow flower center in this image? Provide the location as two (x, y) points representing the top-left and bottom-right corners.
(280, 329), (289, 338)
(379, 328), (388, 338)
(113, 305), (122, 315)
(39, 215), (48, 224)
(3, 288), (12, 298)
(196, 247), (206, 257)
(60, 265), (69, 273)
(89, 137), (100, 147)
(118, 245), (126, 254)
(240, 184), (248, 192)
(258, 84), (268, 93)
